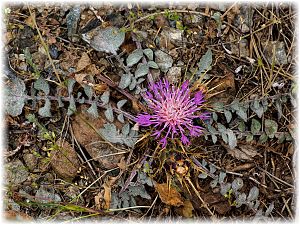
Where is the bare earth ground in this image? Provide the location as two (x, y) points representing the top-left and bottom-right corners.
(4, 2), (296, 222)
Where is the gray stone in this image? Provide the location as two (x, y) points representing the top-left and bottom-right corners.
(154, 50), (173, 73)
(234, 6), (254, 33)
(161, 28), (183, 46)
(6, 159), (29, 185)
(35, 185), (61, 204)
(23, 153), (38, 171)
(166, 67), (182, 84)
(263, 41), (288, 65)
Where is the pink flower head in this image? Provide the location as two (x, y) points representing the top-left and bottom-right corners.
(136, 79), (209, 148)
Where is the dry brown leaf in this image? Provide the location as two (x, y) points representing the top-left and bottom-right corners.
(155, 183), (184, 206)
(25, 13), (35, 29)
(227, 144), (262, 161)
(74, 73), (88, 85)
(50, 138), (80, 180)
(103, 176), (119, 210)
(77, 52), (91, 72)
(94, 191), (104, 210)
(103, 183), (111, 210)
(176, 200), (194, 218)
(117, 157), (126, 171)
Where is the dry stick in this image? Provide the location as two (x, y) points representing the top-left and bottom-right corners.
(257, 166), (294, 188)
(96, 73), (146, 112)
(27, 6), (63, 86)
(185, 177), (217, 221)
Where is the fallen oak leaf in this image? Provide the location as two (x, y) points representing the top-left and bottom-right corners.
(154, 183), (184, 206)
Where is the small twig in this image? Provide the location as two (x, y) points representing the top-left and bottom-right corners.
(27, 6), (63, 86)
(257, 166), (294, 188)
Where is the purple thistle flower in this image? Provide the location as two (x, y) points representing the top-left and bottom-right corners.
(136, 79), (209, 148)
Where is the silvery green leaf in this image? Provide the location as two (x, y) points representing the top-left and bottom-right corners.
(67, 95), (76, 116)
(230, 99), (240, 111)
(262, 99), (268, 112)
(276, 132), (285, 143)
(117, 113), (125, 123)
(87, 102), (99, 118)
(38, 99), (52, 117)
(212, 102), (224, 112)
(143, 48), (153, 60)
(210, 178), (218, 188)
(78, 97), (85, 104)
(198, 173), (208, 179)
(67, 78), (76, 95)
(227, 129), (237, 149)
(82, 27), (125, 55)
(224, 110), (232, 123)
(128, 185), (151, 199)
(259, 133), (268, 143)
(34, 77), (49, 95)
(218, 171), (226, 184)
(251, 118), (261, 135)
(104, 104), (114, 122)
(247, 186), (259, 202)
(118, 74), (132, 89)
(236, 107), (248, 122)
(209, 164), (216, 174)
(250, 100), (264, 118)
(57, 96), (64, 108)
(246, 134), (254, 142)
(135, 63), (149, 78)
(207, 124), (217, 134)
(135, 86), (141, 95)
(138, 172), (153, 187)
(220, 183), (231, 196)
(77, 92), (82, 99)
(238, 121), (246, 132)
(99, 123), (121, 144)
(232, 178), (243, 192)
(265, 202), (274, 216)
(5, 77), (26, 117)
(201, 159), (207, 167)
(83, 84), (93, 100)
(221, 133), (228, 144)
(129, 129), (138, 137)
(212, 112), (218, 121)
(126, 49), (143, 67)
(123, 136), (137, 148)
(265, 119), (278, 138)
(285, 132), (293, 141)
(235, 193), (247, 207)
(129, 77), (137, 90)
(100, 90), (110, 105)
(275, 98), (283, 119)
(212, 134), (217, 144)
(147, 61), (159, 69)
(137, 78), (145, 84)
(289, 94), (297, 108)
(254, 200), (260, 210)
(117, 99), (127, 109)
(122, 123), (130, 136)
(197, 49), (212, 75)
(217, 123), (226, 133)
